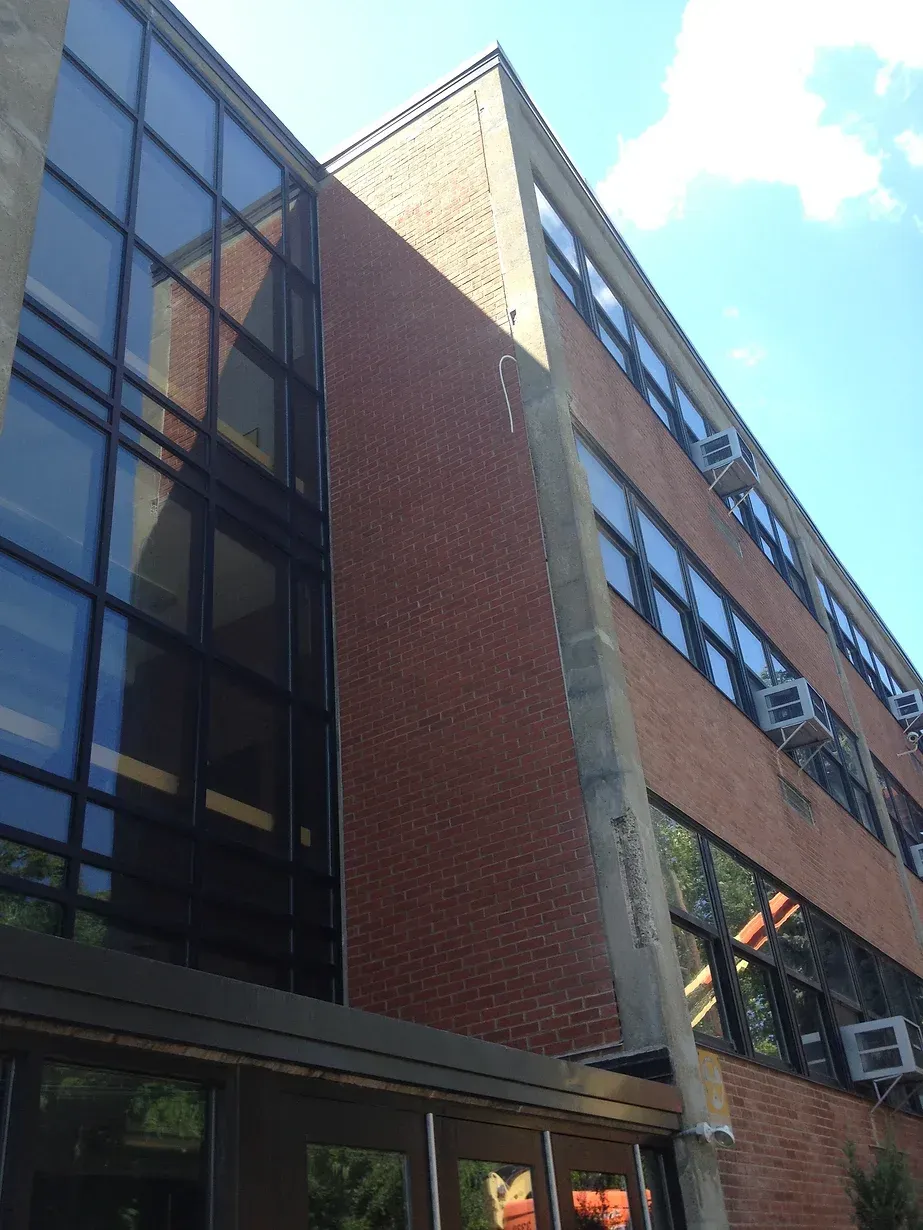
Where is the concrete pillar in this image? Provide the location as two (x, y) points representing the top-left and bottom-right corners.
(474, 64), (730, 1230)
(0, 0), (69, 415)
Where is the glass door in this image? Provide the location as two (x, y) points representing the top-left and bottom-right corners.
(436, 1119), (552, 1230)
(550, 1134), (646, 1230)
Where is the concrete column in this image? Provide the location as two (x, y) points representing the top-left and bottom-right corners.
(475, 65), (729, 1230)
(0, 0), (69, 415)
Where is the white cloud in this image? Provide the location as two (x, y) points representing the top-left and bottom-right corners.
(722, 306), (740, 318)
(597, 0), (923, 230)
(896, 129), (923, 166)
(729, 345), (767, 367)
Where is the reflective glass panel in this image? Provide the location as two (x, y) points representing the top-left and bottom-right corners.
(638, 512), (684, 595)
(673, 926), (724, 1039)
(217, 322), (285, 475)
(535, 185), (578, 269)
(851, 943), (888, 1017)
(295, 572), (326, 707)
(64, 0), (142, 105)
(82, 801), (192, 882)
(205, 671), (287, 849)
(821, 754), (850, 810)
(219, 212), (285, 355)
(0, 770), (71, 842)
(570, 1171), (631, 1230)
(0, 838), (64, 887)
(654, 589), (689, 657)
(291, 275), (318, 386)
(222, 115), (282, 221)
(634, 328), (671, 394)
(121, 379), (207, 466)
(835, 724), (865, 783)
(811, 914), (858, 1002)
(287, 180), (315, 277)
(748, 490), (775, 535)
(646, 384), (672, 427)
(0, 890), (62, 935)
(689, 569), (730, 642)
(17, 306), (112, 393)
(26, 174), (123, 351)
(736, 959), (786, 1062)
(789, 982), (834, 1080)
(90, 611), (197, 812)
(135, 139), (213, 285)
(882, 961), (915, 1019)
(212, 517), (288, 682)
(29, 1064), (206, 1228)
(0, 376), (105, 579)
(306, 1144), (409, 1230)
(599, 326), (630, 373)
(201, 843), (289, 911)
(769, 654), (798, 684)
(459, 1161), (533, 1230)
(145, 39), (216, 180)
(762, 882), (816, 980)
(677, 386), (707, 441)
(599, 534), (635, 605)
(47, 58), (134, 218)
(13, 346), (107, 420)
(706, 642), (737, 703)
(650, 806), (713, 922)
(293, 382), (321, 505)
(586, 260), (628, 335)
(732, 615), (771, 684)
(711, 845), (764, 944)
(576, 441), (633, 540)
(108, 446), (201, 633)
(548, 256), (580, 307)
(125, 248), (210, 419)
(0, 553), (89, 776)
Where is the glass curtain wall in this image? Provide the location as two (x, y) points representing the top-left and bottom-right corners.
(0, 0), (336, 998)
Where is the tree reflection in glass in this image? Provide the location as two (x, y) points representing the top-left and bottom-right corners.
(306, 1144), (409, 1230)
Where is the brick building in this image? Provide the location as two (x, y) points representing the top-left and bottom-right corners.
(0, 2), (921, 1228)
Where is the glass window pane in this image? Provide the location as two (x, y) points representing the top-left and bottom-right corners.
(835, 724), (865, 784)
(291, 275), (318, 386)
(638, 512), (685, 595)
(0, 553), (89, 777)
(599, 534), (635, 605)
(0, 838), (65, 887)
(769, 654), (798, 685)
(14, 345), (108, 420)
(634, 328), (671, 394)
(459, 1160), (533, 1230)
(78, 862), (188, 928)
(762, 882), (816, 980)
(26, 174), (123, 351)
(18, 306), (112, 394)
(748, 490), (775, 536)
(711, 845), (764, 944)
(599, 325), (630, 373)
(0, 770), (71, 842)
(690, 569), (730, 642)
(295, 571), (326, 707)
(125, 248), (210, 420)
(0, 889), (62, 934)
(586, 260), (627, 335)
(90, 611), (197, 812)
(30, 1064), (206, 1226)
(650, 805), (714, 923)
(107, 446), (201, 633)
(205, 672), (288, 850)
(570, 1170), (631, 1229)
(0, 376), (105, 579)
(135, 139), (213, 284)
(74, 910), (186, 961)
(82, 802), (192, 882)
(307, 1144), (409, 1230)
(548, 254), (579, 307)
(881, 961), (915, 1019)
(64, 0), (142, 105)
(646, 383), (672, 427)
(775, 521), (798, 567)
(732, 615), (771, 684)
(851, 943), (889, 1017)
(213, 516), (288, 683)
(286, 180), (314, 276)
(217, 322), (285, 475)
(145, 39), (216, 180)
(293, 382), (321, 506)
(535, 185), (578, 269)
(654, 588), (689, 658)
(736, 958), (787, 1062)
(812, 914), (858, 1002)
(706, 642), (737, 703)
(576, 441), (633, 540)
(821, 754), (850, 810)
(674, 925), (726, 1033)
(121, 379), (207, 466)
(47, 59), (134, 218)
(219, 212), (285, 356)
(677, 386), (708, 441)
(222, 115), (282, 220)
(789, 982), (834, 1080)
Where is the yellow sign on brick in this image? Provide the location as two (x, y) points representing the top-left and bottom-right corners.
(698, 1050), (730, 1120)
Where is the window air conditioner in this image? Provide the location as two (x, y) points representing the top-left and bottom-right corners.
(911, 845), (923, 878)
(754, 678), (832, 748)
(692, 429), (759, 496)
(888, 690), (923, 729)
(840, 1017), (923, 1084)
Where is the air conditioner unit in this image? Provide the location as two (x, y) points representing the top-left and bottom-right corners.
(888, 690), (923, 729)
(692, 429), (759, 496)
(911, 845), (923, 878)
(840, 1017), (923, 1084)
(754, 678), (833, 748)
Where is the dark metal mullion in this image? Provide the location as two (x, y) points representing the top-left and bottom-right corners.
(753, 876), (805, 1074)
(675, 551), (706, 673)
(19, 294), (117, 375)
(42, 160), (131, 237)
(801, 911), (858, 1087)
(624, 491), (656, 625)
(12, 349), (113, 423)
(118, 412), (209, 478)
(132, 237), (214, 316)
(699, 836), (750, 1056)
(142, 118), (217, 199)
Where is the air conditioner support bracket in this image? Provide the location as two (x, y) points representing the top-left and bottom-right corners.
(707, 462), (734, 492)
(792, 739), (831, 777)
(869, 1074), (923, 1144)
(776, 722), (807, 752)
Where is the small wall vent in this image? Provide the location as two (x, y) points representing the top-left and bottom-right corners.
(779, 778), (814, 823)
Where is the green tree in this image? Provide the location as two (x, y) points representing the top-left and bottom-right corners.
(844, 1135), (923, 1229)
(307, 1144), (409, 1230)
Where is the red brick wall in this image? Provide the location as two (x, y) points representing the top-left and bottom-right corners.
(717, 1052), (923, 1229)
(319, 89), (620, 1054)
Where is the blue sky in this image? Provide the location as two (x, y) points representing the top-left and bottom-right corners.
(174, 0), (923, 676)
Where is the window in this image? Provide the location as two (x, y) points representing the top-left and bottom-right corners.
(598, 533), (636, 606)
(877, 765), (923, 876)
(637, 512), (684, 596)
(820, 578), (912, 719)
(729, 492), (812, 610)
(8, 0), (336, 997)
